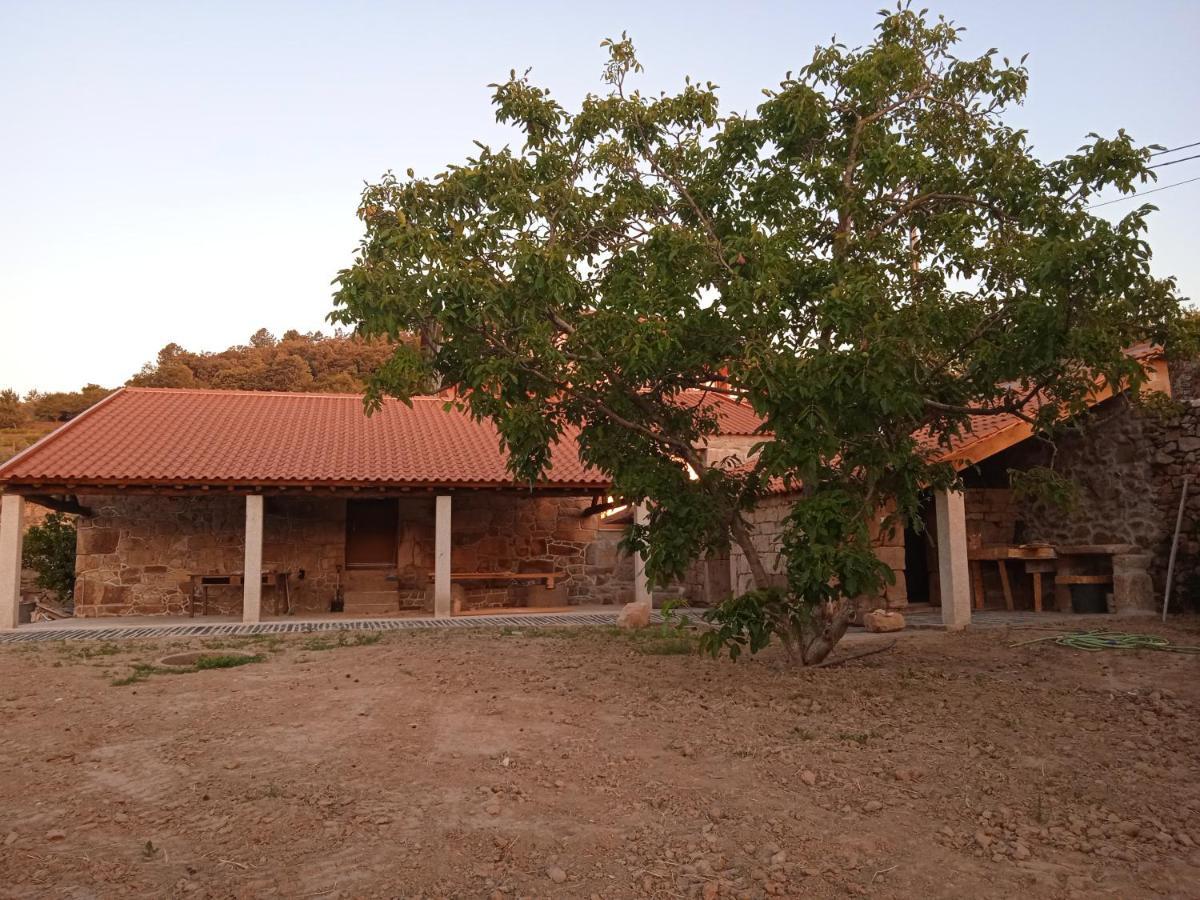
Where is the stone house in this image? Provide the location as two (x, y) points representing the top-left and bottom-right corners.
(0, 348), (1191, 630)
(723, 347), (1187, 625)
(0, 386), (760, 626)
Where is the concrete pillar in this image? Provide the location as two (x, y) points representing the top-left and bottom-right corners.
(434, 494), (452, 618)
(935, 488), (971, 630)
(633, 503), (652, 607)
(242, 494), (264, 624)
(0, 494), (25, 630)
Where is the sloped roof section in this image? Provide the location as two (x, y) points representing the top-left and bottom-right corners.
(917, 343), (1169, 470)
(0, 388), (609, 490)
(675, 389), (768, 436)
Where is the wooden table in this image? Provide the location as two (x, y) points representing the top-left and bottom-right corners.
(189, 570), (292, 617)
(968, 545), (1057, 612)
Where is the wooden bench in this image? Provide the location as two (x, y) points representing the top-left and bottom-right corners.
(426, 571), (562, 589)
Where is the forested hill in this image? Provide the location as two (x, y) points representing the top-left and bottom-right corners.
(0, 329), (399, 463)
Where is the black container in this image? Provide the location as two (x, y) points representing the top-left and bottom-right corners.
(1070, 584), (1108, 614)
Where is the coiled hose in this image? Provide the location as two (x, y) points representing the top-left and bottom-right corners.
(1012, 630), (1200, 653)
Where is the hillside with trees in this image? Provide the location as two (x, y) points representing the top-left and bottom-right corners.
(0, 329), (399, 463)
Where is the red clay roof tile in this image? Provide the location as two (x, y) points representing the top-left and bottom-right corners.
(0, 388), (608, 490)
(676, 389), (767, 436)
(2, 345), (1163, 494)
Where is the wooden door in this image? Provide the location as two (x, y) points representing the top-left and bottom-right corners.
(345, 499), (398, 568)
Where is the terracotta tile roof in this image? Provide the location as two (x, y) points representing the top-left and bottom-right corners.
(3, 345), (1164, 495)
(675, 389), (768, 436)
(916, 343), (1168, 469)
(0, 388), (609, 491)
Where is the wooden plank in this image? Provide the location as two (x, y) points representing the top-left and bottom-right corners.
(997, 560), (1014, 611)
(425, 571), (561, 588)
(1055, 574), (1113, 585)
(970, 545), (1057, 561)
(971, 560), (986, 610)
(1032, 572), (1043, 613)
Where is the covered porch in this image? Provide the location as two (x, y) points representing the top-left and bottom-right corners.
(0, 487), (648, 628)
(0, 387), (651, 630)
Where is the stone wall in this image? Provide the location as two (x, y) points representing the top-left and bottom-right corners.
(869, 502), (908, 609)
(74, 494), (345, 617)
(728, 495), (906, 608)
(448, 494), (632, 607)
(703, 435), (762, 468)
(73, 492), (633, 617)
(1150, 360), (1200, 610)
(959, 488), (1029, 608)
(730, 494), (791, 596)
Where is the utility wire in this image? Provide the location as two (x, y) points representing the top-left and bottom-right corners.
(1151, 140), (1200, 157)
(1087, 175), (1200, 208)
(1149, 152), (1200, 169)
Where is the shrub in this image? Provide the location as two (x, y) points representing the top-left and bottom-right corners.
(21, 512), (77, 606)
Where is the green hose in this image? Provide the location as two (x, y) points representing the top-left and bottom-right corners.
(1011, 629), (1200, 653)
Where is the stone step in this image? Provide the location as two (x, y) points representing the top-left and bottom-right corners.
(341, 569), (398, 590)
(343, 591), (400, 614)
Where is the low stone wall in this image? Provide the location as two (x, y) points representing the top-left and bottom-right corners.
(73, 493), (633, 617)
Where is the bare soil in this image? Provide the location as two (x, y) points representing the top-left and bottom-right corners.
(1, 619), (1198, 898)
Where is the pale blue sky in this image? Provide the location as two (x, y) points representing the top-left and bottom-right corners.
(1, 1), (1197, 394)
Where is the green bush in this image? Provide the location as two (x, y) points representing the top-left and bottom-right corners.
(21, 512), (77, 606)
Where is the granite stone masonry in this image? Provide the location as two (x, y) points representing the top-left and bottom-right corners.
(72, 493), (633, 617)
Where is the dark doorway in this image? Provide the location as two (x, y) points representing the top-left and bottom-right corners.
(345, 499), (398, 568)
(903, 494), (933, 604)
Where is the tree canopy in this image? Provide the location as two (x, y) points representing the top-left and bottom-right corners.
(1, 331), (400, 450)
(127, 329), (400, 393)
(336, 7), (1181, 662)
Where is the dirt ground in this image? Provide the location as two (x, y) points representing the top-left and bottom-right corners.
(1, 619), (1199, 899)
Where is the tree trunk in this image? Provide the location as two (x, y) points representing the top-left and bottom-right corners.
(729, 514), (771, 592)
(799, 601), (854, 666)
(727, 502), (852, 667)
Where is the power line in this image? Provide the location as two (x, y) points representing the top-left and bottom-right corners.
(1087, 175), (1200, 209)
(1151, 141), (1200, 157)
(1149, 153), (1200, 169)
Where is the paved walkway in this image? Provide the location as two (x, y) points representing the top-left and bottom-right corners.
(0, 606), (1115, 645)
(904, 608), (1082, 629)
(0, 607), (695, 644)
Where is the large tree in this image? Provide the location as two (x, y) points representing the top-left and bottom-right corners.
(332, 8), (1180, 663)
